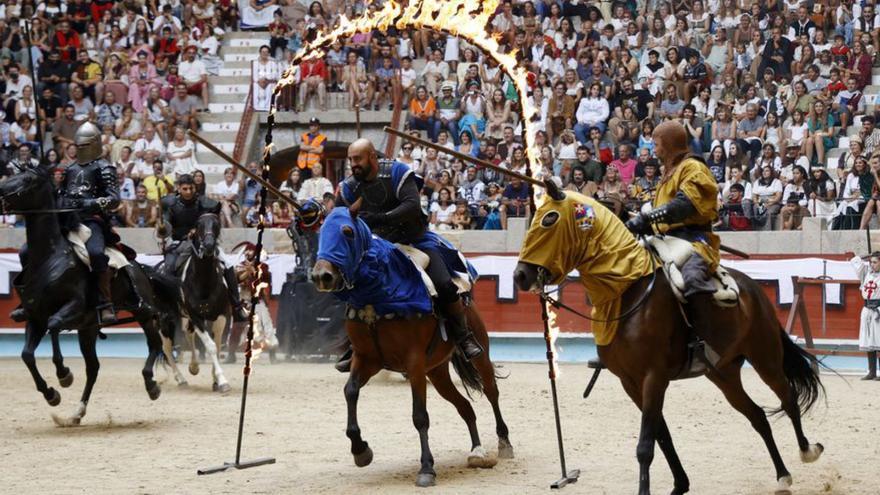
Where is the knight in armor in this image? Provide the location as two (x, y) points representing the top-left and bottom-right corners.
(157, 174), (248, 322)
(334, 138), (483, 371)
(623, 120), (721, 365)
(286, 198), (324, 281)
(11, 122), (122, 324)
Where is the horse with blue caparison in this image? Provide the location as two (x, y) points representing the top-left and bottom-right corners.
(311, 206), (513, 488)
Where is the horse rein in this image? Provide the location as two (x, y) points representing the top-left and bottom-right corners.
(537, 251), (658, 324)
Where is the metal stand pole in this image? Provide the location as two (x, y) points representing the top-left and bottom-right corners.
(540, 301), (579, 489)
(198, 96), (278, 476)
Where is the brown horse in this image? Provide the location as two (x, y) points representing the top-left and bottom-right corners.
(311, 207), (513, 487)
(513, 185), (824, 495)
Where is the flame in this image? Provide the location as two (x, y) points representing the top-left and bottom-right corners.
(276, 0), (542, 166)
(278, 0), (553, 362)
(544, 295), (561, 377)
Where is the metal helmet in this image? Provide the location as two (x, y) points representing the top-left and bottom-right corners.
(74, 122), (103, 164)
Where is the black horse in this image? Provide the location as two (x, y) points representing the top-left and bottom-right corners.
(0, 165), (166, 425)
(174, 213), (232, 393)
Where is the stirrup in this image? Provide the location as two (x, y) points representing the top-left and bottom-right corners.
(587, 356), (605, 369)
(335, 348), (353, 373)
(10, 306), (28, 323)
(96, 303), (118, 325)
(457, 336), (484, 360)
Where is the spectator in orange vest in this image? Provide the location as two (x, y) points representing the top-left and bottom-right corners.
(297, 117), (326, 180)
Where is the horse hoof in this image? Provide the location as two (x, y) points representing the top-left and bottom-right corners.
(467, 446), (497, 469)
(46, 388), (61, 407)
(353, 445), (373, 467)
(188, 363), (200, 376)
(497, 438), (515, 459)
(670, 485), (690, 495)
(415, 472), (436, 488)
(177, 380), (189, 387)
(213, 382), (231, 394)
(775, 474), (793, 495)
(147, 384), (161, 401)
(58, 370), (74, 388)
(800, 443), (823, 463)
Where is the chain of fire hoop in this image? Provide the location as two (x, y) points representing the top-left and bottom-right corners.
(273, 0), (564, 369)
(244, 0), (576, 486)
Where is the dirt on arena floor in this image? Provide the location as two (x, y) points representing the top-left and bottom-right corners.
(0, 357), (877, 495)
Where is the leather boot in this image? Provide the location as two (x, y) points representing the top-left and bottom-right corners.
(124, 265), (156, 316)
(445, 299), (483, 360)
(96, 270), (117, 324)
(224, 267), (249, 322)
(862, 351), (877, 380)
(335, 347), (353, 373)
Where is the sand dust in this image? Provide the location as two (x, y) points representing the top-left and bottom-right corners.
(0, 357), (877, 494)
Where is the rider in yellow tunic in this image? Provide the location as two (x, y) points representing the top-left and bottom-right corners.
(625, 121), (721, 297)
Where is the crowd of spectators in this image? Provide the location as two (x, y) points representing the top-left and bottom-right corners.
(270, 0), (880, 232)
(7, 0), (880, 234)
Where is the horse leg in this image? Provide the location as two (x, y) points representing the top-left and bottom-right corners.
(427, 364), (496, 469)
(473, 353), (513, 459)
(138, 315), (163, 401)
(184, 318), (199, 376)
(752, 359), (823, 465)
(707, 364), (793, 493)
(54, 329), (99, 426)
(21, 322), (58, 406)
(344, 356), (381, 468)
(621, 377), (689, 495)
(160, 329), (188, 386)
(194, 321), (230, 393)
(409, 367), (436, 487)
(635, 373), (669, 495)
(50, 331), (73, 388)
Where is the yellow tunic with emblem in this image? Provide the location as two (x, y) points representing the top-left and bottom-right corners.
(653, 157), (721, 271)
(519, 193), (655, 345)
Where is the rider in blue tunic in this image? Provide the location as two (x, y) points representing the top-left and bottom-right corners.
(335, 138), (483, 371)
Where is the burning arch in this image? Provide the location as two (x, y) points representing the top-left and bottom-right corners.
(274, 0), (541, 167)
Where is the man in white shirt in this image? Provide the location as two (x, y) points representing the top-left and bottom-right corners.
(297, 162), (333, 201)
(152, 5), (183, 34)
(399, 56), (417, 102)
(419, 49), (449, 96)
(3, 65), (32, 99)
(178, 45), (209, 110)
(133, 124), (167, 162)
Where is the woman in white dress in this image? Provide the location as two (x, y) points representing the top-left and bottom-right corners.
(166, 126), (199, 179)
(252, 45), (280, 112)
(851, 252), (880, 379)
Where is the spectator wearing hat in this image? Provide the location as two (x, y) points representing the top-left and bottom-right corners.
(297, 117), (325, 181)
(178, 44), (209, 111)
(297, 54), (327, 112)
(434, 82), (461, 146)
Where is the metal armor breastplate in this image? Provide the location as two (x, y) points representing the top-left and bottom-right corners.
(63, 162), (101, 200)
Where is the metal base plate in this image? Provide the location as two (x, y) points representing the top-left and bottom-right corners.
(197, 457), (276, 475)
(551, 470), (580, 489)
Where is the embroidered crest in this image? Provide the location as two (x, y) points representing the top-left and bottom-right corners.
(573, 203), (595, 231)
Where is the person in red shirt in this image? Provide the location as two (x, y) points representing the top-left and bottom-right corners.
(297, 55), (327, 112)
(52, 21), (81, 63)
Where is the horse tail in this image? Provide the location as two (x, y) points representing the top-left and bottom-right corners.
(772, 329), (825, 417)
(451, 351), (484, 400)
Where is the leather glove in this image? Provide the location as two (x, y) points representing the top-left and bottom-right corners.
(358, 211), (386, 227)
(625, 212), (653, 236)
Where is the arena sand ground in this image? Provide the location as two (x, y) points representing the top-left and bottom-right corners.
(0, 358), (876, 494)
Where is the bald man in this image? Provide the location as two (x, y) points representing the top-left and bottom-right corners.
(625, 121), (720, 356)
(332, 139), (484, 371)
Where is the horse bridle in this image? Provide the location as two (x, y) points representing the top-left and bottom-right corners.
(191, 213), (220, 259)
(536, 249), (658, 324)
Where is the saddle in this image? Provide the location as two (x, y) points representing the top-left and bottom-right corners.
(67, 224), (130, 270)
(394, 244), (472, 296)
(643, 235), (739, 307)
